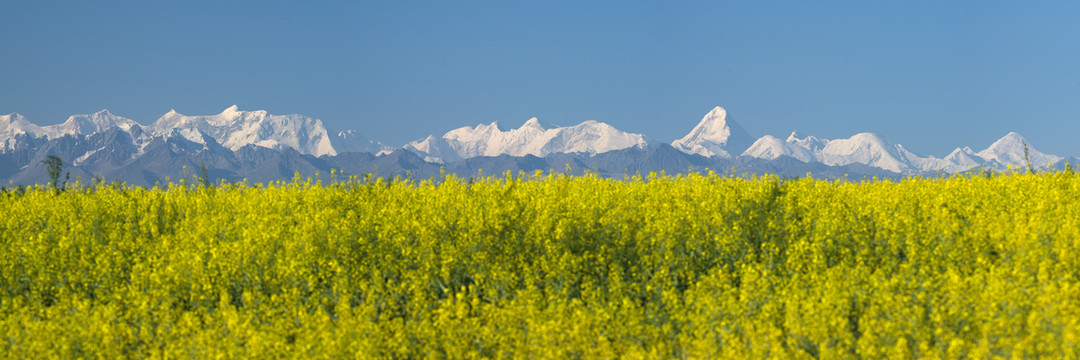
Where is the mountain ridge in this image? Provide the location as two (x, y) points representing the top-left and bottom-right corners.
(0, 105), (1069, 183)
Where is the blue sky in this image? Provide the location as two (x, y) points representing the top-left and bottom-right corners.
(2, 1), (1078, 156)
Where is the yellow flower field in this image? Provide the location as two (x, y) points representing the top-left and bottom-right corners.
(1, 170), (1078, 358)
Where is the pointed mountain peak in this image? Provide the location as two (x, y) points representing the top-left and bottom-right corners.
(985, 132), (1030, 150)
(995, 131), (1025, 143)
(478, 121), (503, 132)
(0, 112), (45, 137)
(697, 106), (740, 134)
(705, 106), (727, 119)
(692, 106), (733, 131)
(2, 113), (27, 122)
(671, 105), (754, 158)
(521, 117), (546, 130)
(849, 132), (886, 142)
(946, 147), (975, 159)
(222, 105), (240, 114)
(743, 134), (818, 162)
(786, 131), (799, 142)
(976, 132), (1062, 167)
(54, 109), (142, 136)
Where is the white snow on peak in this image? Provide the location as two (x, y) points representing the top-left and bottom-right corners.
(177, 128), (209, 145)
(1, 113), (47, 151)
(742, 135), (816, 162)
(3, 110), (153, 149)
(54, 109), (142, 136)
(150, 105), (337, 156)
(672, 106), (754, 158)
(940, 147), (981, 172)
(975, 132), (1062, 168)
(786, 131), (800, 143)
(405, 117), (647, 162)
(742, 129), (1064, 174)
(0, 105), (1072, 174)
(403, 135), (459, 163)
(746, 131), (974, 173)
(786, 132), (828, 152)
(521, 117), (546, 130)
(815, 133), (913, 173)
(331, 129), (394, 155)
(1, 113), (45, 137)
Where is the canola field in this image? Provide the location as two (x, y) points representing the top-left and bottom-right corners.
(1, 170), (1079, 358)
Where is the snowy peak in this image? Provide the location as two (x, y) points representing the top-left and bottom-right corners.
(672, 106), (754, 158)
(741, 134), (815, 162)
(404, 135), (460, 163)
(0, 106), (378, 158)
(976, 132), (1062, 168)
(544, 120), (647, 155)
(56, 109), (142, 135)
(330, 129), (393, 155)
(676, 105), (1070, 174)
(742, 129), (1066, 174)
(0, 105), (1072, 174)
(786, 131), (799, 143)
(818, 132), (913, 173)
(521, 117), (546, 130)
(405, 117), (647, 162)
(0, 113), (47, 151)
(746, 131), (949, 173)
(941, 147), (980, 172)
(786, 132), (828, 152)
(150, 106), (337, 157)
(0, 113), (43, 135)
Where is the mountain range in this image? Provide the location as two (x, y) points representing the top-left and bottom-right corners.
(0, 105), (1072, 186)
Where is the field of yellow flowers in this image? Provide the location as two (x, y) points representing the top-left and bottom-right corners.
(1, 169), (1078, 358)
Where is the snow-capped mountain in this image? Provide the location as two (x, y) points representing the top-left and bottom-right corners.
(0, 107), (390, 159)
(2, 110), (151, 152)
(405, 117), (648, 163)
(744, 132), (922, 173)
(331, 129), (393, 155)
(1, 113), (47, 137)
(975, 132), (1062, 168)
(404, 135), (460, 163)
(742, 133), (817, 163)
(821, 133), (942, 173)
(150, 105), (337, 156)
(741, 130), (1062, 174)
(54, 110), (142, 136)
(672, 106), (755, 158)
(671, 105), (1066, 174)
(941, 147), (981, 172)
(1, 113), (46, 150)
(0, 104), (1072, 180)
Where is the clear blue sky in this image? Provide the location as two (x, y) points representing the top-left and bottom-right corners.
(2, 1), (1078, 156)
